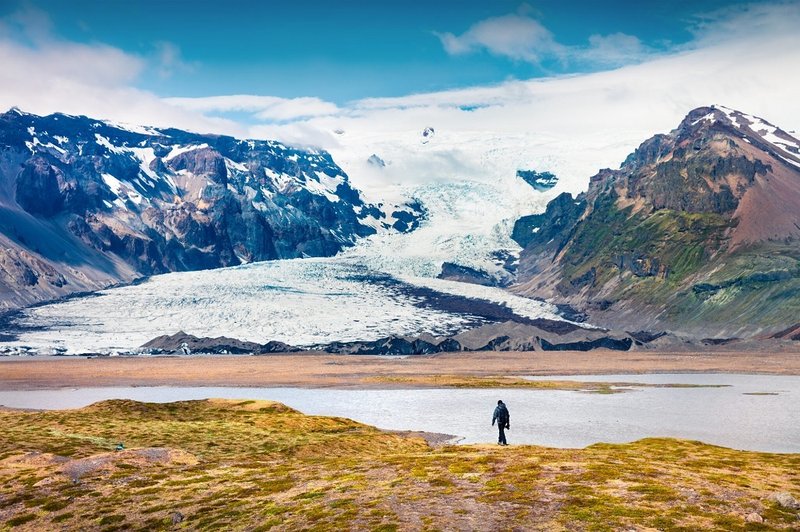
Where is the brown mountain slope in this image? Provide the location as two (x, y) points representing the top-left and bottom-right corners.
(513, 106), (800, 337)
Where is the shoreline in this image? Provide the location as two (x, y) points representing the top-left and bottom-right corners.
(1, 350), (799, 391)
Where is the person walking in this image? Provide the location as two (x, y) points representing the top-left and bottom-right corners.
(492, 400), (510, 445)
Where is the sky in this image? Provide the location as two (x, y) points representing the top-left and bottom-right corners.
(0, 0), (741, 102)
(1, 0), (799, 188)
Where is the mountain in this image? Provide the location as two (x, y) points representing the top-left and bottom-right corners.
(0, 108), (420, 309)
(513, 105), (800, 337)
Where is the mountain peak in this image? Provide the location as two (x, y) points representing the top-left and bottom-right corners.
(675, 105), (800, 170)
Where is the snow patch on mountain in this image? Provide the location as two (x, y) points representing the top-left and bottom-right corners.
(712, 105), (800, 168)
(165, 143), (209, 160)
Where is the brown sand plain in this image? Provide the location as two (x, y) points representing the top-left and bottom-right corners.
(1, 349), (799, 390)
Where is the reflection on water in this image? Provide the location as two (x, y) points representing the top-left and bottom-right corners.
(1, 373), (798, 453)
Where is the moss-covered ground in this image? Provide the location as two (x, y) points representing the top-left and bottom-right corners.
(1, 399), (798, 530)
(364, 375), (729, 394)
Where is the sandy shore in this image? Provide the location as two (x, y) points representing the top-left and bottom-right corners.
(1, 349), (799, 390)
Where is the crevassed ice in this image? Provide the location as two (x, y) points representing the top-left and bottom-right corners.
(8, 255), (564, 354)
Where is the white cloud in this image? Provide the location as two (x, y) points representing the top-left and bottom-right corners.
(435, 13), (566, 63)
(0, 6), (242, 136)
(0, 5), (144, 88)
(0, 3), (53, 44)
(165, 95), (340, 122)
(688, 1), (800, 45)
(434, 11), (653, 68)
(153, 41), (195, 79)
(582, 33), (652, 67)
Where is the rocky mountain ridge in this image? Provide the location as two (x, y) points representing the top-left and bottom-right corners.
(513, 105), (800, 336)
(0, 108), (421, 309)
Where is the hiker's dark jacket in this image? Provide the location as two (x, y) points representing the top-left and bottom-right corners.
(492, 403), (510, 426)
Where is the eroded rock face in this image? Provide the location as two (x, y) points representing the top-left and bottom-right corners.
(0, 248), (67, 289)
(141, 331), (299, 355)
(167, 147), (228, 185)
(512, 192), (586, 250)
(16, 158), (67, 216)
(516, 169), (558, 192)
(438, 262), (502, 287)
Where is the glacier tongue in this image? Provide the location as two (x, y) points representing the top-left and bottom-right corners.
(6, 257), (563, 354)
(2, 135), (574, 354)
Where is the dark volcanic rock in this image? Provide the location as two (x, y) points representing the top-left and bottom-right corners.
(438, 262), (499, 287)
(367, 154), (386, 168)
(700, 337), (739, 346)
(142, 331), (260, 354)
(627, 330), (667, 344)
(512, 192), (586, 250)
(516, 169), (558, 191)
(322, 336), (442, 355)
(390, 200), (425, 233)
(139, 319), (642, 356)
(435, 338), (463, 352)
(16, 158), (65, 216)
(540, 337), (633, 351)
(140, 331), (300, 354)
(770, 323), (800, 341)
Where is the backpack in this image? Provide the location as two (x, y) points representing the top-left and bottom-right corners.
(496, 404), (509, 424)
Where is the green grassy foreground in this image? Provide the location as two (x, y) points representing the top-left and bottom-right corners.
(1, 399), (798, 531)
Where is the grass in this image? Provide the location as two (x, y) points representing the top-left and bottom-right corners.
(0, 399), (798, 530)
(364, 374), (730, 393)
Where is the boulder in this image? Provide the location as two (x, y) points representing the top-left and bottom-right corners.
(745, 512), (763, 523)
(770, 492), (800, 510)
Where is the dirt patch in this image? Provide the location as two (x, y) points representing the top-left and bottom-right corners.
(61, 448), (199, 482)
(389, 430), (462, 447)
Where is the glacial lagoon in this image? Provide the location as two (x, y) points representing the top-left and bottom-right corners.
(1, 373), (797, 453)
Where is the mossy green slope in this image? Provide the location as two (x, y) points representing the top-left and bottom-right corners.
(556, 197), (800, 332)
(1, 399), (798, 530)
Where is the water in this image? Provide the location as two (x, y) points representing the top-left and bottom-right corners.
(0, 373), (797, 453)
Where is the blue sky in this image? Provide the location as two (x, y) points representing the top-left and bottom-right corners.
(1, 0), (748, 103)
(1, 0), (798, 149)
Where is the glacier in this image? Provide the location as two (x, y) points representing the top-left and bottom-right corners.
(5, 257), (563, 354)
(0, 113), (640, 354)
